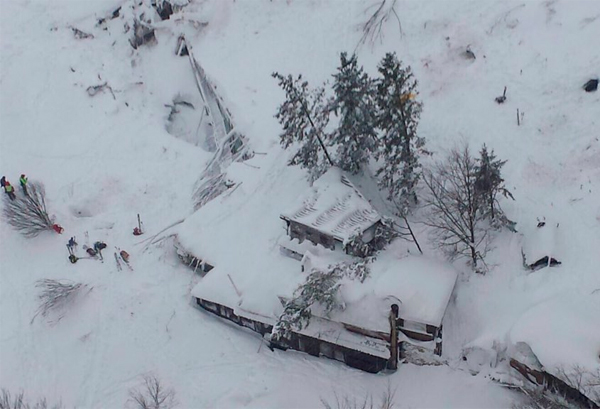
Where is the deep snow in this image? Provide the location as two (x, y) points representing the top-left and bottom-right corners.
(1, 0), (599, 407)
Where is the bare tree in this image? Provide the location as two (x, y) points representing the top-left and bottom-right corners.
(321, 384), (396, 409)
(31, 279), (92, 324)
(357, 0), (402, 49)
(555, 365), (600, 407)
(3, 182), (54, 238)
(512, 386), (574, 409)
(128, 375), (176, 409)
(0, 389), (62, 409)
(422, 144), (489, 271)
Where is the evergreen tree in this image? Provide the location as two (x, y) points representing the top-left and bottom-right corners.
(273, 73), (334, 180)
(474, 144), (514, 226)
(330, 52), (378, 174)
(375, 52), (425, 215)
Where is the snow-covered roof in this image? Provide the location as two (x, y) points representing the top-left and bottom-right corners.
(326, 245), (458, 331)
(295, 315), (392, 359)
(509, 293), (600, 399)
(280, 167), (381, 243)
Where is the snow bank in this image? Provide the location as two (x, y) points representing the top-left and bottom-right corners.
(509, 293), (600, 381)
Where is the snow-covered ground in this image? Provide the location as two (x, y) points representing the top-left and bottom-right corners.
(1, 0), (599, 407)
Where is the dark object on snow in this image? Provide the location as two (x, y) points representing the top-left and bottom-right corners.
(69, 254), (78, 264)
(529, 256), (561, 271)
(537, 221), (546, 228)
(86, 83), (115, 99)
(495, 86), (507, 104)
(52, 224), (64, 234)
(462, 46), (476, 60)
(97, 7), (121, 25)
(94, 241), (107, 251)
(175, 35), (188, 56)
(0, 176), (5, 188)
(154, 0), (173, 20)
(583, 78), (598, 92)
(71, 27), (94, 40)
(68, 236), (77, 248)
(130, 19), (156, 49)
(133, 213), (144, 236)
(85, 247), (97, 257)
(120, 250), (130, 263)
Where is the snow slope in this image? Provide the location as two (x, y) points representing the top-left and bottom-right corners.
(1, 0), (599, 407)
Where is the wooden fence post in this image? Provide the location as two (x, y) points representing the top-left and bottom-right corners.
(388, 304), (399, 370)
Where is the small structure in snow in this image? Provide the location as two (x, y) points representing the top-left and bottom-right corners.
(583, 78), (598, 92)
(280, 168), (385, 257)
(521, 218), (561, 270)
(495, 86), (507, 104)
(462, 45), (476, 60)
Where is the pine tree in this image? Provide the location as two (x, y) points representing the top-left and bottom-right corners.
(273, 73), (334, 180)
(474, 144), (514, 226)
(375, 52), (425, 215)
(330, 52), (378, 174)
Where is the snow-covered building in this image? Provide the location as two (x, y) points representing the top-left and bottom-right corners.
(280, 168), (386, 258)
(176, 164), (457, 372)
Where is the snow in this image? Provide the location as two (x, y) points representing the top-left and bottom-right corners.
(509, 293), (600, 383)
(2, 0), (600, 406)
(280, 167), (381, 243)
(336, 247), (458, 331)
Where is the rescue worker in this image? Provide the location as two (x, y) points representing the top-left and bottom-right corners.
(93, 241), (107, 260)
(19, 174), (28, 195)
(68, 236), (77, 249)
(4, 181), (16, 200)
(0, 176), (5, 188)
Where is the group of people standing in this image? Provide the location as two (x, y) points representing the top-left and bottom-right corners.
(66, 236), (108, 263)
(1, 174), (28, 200)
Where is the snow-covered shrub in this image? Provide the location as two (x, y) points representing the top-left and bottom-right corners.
(31, 279), (91, 324)
(2, 182), (54, 238)
(0, 389), (63, 409)
(128, 374), (176, 409)
(321, 383), (396, 409)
